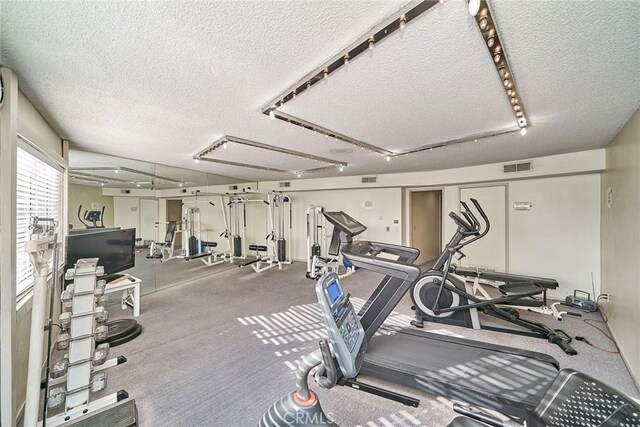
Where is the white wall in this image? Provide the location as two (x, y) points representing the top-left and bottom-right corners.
(601, 107), (640, 384)
(508, 174), (601, 298)
(113, 197), (140, 237)
(401, 176), (601, 298)
(282, 188), (402, 261)
(259, 149), (605, 192)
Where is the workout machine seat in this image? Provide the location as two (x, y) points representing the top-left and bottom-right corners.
(447, 369), (640, 427)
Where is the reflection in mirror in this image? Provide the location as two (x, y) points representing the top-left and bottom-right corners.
(67, 150), (244, 300)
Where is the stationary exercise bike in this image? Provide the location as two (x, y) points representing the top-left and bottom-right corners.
(410, 198), (576, 354)
(77, 204), (105, 229)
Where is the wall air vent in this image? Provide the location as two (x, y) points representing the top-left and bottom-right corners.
(228, 185), (239, 191)
(361, 176), (378, 184)
(503, 161), (532, 174)
(279, 182), (291, 188)
(120, 189), (131, 194)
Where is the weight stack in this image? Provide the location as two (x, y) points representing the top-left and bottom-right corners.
(233, 235), (242, 257)
(311, 243), (321, 258)
(277, 238), (286, 262)
(189, 236), (198, 257)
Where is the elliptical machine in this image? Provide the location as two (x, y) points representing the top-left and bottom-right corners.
(77, 204), (105, 228)
(410, 198), (576, 355)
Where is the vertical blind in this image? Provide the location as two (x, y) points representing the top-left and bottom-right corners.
(16, 146), (63, 296)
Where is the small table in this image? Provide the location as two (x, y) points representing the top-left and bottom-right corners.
(105, 275), (141, 317)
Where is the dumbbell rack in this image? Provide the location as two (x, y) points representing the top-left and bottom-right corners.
(42, 258), (129, 427)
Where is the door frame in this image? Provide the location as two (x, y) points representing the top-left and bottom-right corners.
(404, 186), (444, 249)
(458, 183), (509, 272)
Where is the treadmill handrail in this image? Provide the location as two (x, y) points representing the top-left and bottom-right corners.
(344, 240), (420, 260)
(342, 241), (421, 283)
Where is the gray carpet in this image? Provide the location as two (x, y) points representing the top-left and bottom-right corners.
(121, 251), (236, 296)
(97, 263), (638, 427)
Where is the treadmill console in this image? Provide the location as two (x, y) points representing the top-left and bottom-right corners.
(323, 211), (367, 256)
(316, 273), (366, 378)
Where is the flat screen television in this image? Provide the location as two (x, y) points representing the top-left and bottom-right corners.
(66, 228), (136, 276)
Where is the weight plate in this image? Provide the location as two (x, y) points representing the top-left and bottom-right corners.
(98, 319), (139, 343)
(107, 324), (143, 347)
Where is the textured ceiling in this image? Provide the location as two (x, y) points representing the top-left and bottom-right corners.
(2, 0), (639, 182)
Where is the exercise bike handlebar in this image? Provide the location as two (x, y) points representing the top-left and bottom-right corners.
(470, 198), (490, 237)
(460, 201), (480, 229)
(460, 210), (476, 229)
(77, 205), (89, 228)
(449, 212), (476, 234)
(453, 199), (491, 248)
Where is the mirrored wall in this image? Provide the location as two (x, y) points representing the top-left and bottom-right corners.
(67, 149), (246, 297)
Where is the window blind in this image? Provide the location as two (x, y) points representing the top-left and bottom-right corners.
(16, 147), (63, 296)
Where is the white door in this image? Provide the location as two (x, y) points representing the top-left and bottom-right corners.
(459, 185), (507, 272)
(114, 197), (140, 238)
(139, 199), (158, 242)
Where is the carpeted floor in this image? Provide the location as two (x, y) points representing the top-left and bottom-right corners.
(122, 251), (237, 296)
(100, 262), (639, 427)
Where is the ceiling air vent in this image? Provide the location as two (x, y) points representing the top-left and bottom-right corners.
(361, 176), (378, 184)
(228, 185), (239, 191)
(279, 182), (291, 188)
(503, 161), (532, 174)
(120, 189), (131, 194)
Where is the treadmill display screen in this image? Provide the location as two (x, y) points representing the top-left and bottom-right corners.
(327, 280), (341, 304)
(323, 211), (367, 236)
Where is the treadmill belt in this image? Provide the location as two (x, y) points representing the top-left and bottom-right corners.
(362, 329), (558, 418)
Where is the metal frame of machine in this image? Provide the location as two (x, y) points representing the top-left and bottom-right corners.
(237, 188), (292, 273)
(306, 205), (355, 280)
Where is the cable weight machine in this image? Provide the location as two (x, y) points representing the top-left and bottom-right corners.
(237, 188), (292, 273)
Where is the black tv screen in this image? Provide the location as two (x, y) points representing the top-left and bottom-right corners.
(66, 228), (136, 275)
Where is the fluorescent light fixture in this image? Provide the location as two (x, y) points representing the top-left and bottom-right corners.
(193, 135), (349, 176)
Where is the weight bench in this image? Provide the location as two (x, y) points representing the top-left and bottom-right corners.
(147, 221), (177, 262)
(238, 244), (280, 273)
(449, 368), (640, 427)
(185, 241), (218, 260)
(452, 266), (564, 319)
(185, 241), (230, 266)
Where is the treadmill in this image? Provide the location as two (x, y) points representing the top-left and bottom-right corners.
(322, 211), (560, 419)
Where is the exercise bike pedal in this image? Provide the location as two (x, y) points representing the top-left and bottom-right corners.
(410, 313), (424, 329)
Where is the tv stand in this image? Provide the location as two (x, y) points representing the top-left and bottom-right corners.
(103, 273), (125, 283)
(104, 275), (141, 317)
